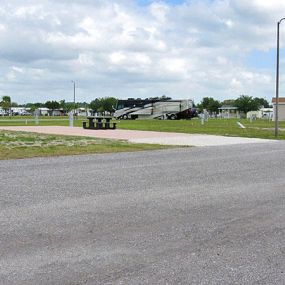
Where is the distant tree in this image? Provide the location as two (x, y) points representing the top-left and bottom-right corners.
(102, 97), (118, 112)
(59, 100), (66, 109)
(78, 101), (89, 108)
(222, 99), (236, 106)
(197, 97), (221, 113)
(59, 101), (78, 113)
(25, 102), (44, 112)
(160, 95), (172, 100)
(253, 97), (269, 108)
(1, 96), (11, 103)
(90, 97), (118, 113)
(59, 100), (69, 113)
(44, 100), (60, 111)
(234, 95), (259, 113)
(0, 96), (11, 113)
(89, 98), (102, 113)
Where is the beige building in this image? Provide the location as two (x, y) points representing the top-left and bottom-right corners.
(218, 106), (241, 118)
(272, 97), (285, 121)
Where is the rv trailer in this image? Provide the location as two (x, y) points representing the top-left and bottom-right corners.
(114, 98), (196, 120)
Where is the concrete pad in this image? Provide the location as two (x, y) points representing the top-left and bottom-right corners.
(129, 135), (276, 146)
(0, 126), (276, 147)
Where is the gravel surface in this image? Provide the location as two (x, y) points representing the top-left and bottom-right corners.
(0, 142), (285, 284)
(0, 126), (276, 146)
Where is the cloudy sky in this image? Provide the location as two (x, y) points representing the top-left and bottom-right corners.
(0, 0), (285, 104)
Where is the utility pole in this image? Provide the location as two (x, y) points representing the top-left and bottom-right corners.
(71, 80), (76, 116)
(275, 18), (285, 137)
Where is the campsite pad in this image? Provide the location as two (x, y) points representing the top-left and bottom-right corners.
(0, 126), (276, 147)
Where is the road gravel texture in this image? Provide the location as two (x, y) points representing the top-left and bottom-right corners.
(0, 142), (285, 284)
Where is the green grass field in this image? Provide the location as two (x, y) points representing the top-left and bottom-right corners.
(118, 118), (285, 139)
(1, 116), (284, 159)
(0, 130), (169, 160)
(1, 116), (283, 139)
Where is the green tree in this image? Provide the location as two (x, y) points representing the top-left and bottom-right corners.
(0, 96), (11, 114)
(197, 97), (221, 113)
(89, 97), (118, 113)
(44, 100), (60, 111)
(89, 98), (102, 112)
(253, 97), (269, 108)
(102, 97), (117, 113)
(59, 101), (78, 113)
(234, 95), (259, 113)
(222, 99), (236, 106)
(25, 102), (44, 112)
(59, 100), (66, 110)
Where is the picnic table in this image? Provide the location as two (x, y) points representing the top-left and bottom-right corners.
(83, 116), (116, 130)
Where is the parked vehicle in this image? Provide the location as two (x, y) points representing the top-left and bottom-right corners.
(20, 111), (31, 116)
(0, 109), (9, 116)
(114, 98), (197, 120)
(10, 107), (32, 116)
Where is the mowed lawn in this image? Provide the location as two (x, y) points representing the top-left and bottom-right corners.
(0, 116), (285, 139)
(0, 130), (169, 160)
(118, 118), (285, 139)
(0, 117), (283, 159)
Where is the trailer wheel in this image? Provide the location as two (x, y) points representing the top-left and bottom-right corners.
(169, 114), (177, 120)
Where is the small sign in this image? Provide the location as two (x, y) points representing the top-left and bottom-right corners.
(237, 122), (246, 129)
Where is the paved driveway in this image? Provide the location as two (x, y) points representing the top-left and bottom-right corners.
(0, 142), (284, 284)
(0, 126), (276, 146)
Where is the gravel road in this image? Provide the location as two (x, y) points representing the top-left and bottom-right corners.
(0, 142), (284, 284)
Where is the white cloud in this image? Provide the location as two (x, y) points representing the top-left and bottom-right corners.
(109, 52), (126, 65)
(0, 24), (6, 32)
(160, 58), (187, 76)
(150, 2), (169, 23)
(77, 52), (96, 67)
(0, 0), (283, 103)
(14, 5), (42, 18)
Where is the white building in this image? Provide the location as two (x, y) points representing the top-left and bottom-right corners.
(218, 106), (240, 118)
(272, 98), (285, 121)
(246, 108), (273, 119)
(36, 108), (50, 116)
(76, 107), (92, 116)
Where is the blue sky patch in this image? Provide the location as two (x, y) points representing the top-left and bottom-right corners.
(246, 49), (276, 70)
(137, 0), (185, 6)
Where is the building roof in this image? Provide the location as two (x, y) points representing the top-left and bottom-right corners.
(272, 97), (285, 103)
(218, 106), (238, 110)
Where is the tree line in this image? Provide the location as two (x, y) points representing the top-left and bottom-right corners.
(196, 95), (270, 114)
(1, 95), (270, 114)
(0, 96), (118, 114)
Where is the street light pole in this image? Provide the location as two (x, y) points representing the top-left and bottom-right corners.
(275, 18), (285, 137)
(71, 80), (76, 115)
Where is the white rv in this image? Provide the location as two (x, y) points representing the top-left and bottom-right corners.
(114, 98), (197, 120)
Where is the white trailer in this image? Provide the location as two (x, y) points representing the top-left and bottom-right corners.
(114, 99), (196, 120)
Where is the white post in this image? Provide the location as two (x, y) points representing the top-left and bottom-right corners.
(201, 113), (205, 125)
(69, 112), (74, 127)
(35, 114), (39, 125)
